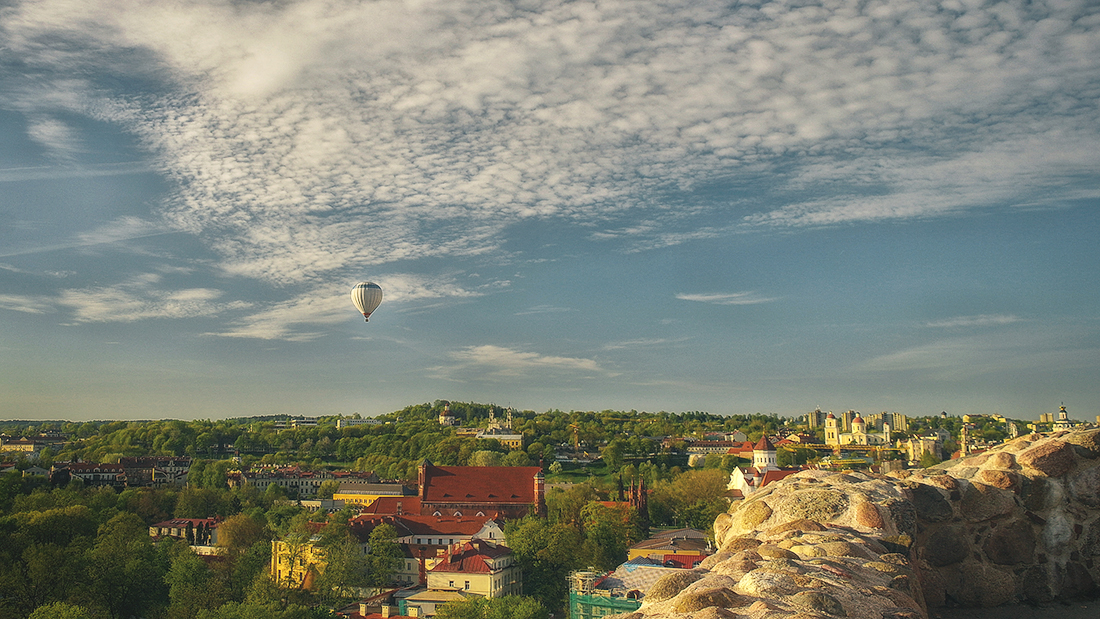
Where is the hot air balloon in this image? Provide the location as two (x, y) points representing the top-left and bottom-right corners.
(351, 282), (383, 322)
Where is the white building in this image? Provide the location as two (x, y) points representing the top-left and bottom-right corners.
(825, 413), (891, 446)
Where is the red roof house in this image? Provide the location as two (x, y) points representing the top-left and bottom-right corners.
(417, 461), (545, 519)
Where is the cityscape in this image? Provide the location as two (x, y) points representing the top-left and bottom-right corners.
(2, 401), (1097, 618)
(3, 0), (1099, 618)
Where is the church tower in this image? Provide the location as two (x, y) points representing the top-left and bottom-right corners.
(825, 412), (839, 446)
(752, 435), (777, 471)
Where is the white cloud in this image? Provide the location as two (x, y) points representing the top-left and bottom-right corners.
(57, 273), (249, 323)
(602, 337), (693, 351)
(0, 162), (153, 183)
(3, 0), (1097, 278)
(515, 305), (572, 316)
(0, 294), (53, 314)
(925, 315), (1023, 329)
(25, 116), (82, 160)
(0, 216), (168, 259)
(447, 344), (603, 377)
(75, 216), (166, 247)
(676, 292), (778, 305)
(858, 327), (1100, 379)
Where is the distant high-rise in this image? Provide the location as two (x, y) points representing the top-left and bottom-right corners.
(806, 408), (829, 429)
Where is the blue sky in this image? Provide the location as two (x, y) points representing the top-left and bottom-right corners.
(1, 0), (1098, 422)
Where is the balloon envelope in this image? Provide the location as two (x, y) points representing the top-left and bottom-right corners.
(351, 282), (383, 321)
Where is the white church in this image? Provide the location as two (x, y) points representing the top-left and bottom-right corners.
(727, 435), (800, 498)
(824, 412), (891, 446)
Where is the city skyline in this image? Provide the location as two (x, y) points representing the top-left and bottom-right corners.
(2, 0), (1098, 421)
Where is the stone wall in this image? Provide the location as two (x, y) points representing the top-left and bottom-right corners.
(611, 427), (1100, 619)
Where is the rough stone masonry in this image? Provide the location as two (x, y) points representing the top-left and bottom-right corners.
(610, 426), (1100, 619)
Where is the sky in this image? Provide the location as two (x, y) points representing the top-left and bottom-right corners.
(1, 0), (1098, 423)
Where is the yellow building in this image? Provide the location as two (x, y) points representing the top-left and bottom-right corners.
(333, 481), (416, 508)
(425, 540), (521, 598)
(627, 528), (710, 568)
(271, 536), (329, 589)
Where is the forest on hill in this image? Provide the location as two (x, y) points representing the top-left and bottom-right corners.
(1, 403), (782, 618)
(2, 402), (987, 617)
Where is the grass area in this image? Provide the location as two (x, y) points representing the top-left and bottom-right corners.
(545, 460), (616, 486)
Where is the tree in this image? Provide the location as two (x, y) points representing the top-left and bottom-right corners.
(502, 450), (531, 467)
(314, 525), (369, 606)
(166, 543), (226, 619)
(217, 514), (268, 559)
(176, 487), (225, 518)
(504, 516), (584, 613)
(600, 439), (626, 471)
(468, 451), (503, 467)
(435, 596), (548, 619)
(28, 602), (94, 619)
(85, 512), (169, 619)
(315, 479), (340, 500)
(580, 502), (643, 571)
(648, 468), (729, 531)
(366, 523), (402, 586)
(545, 483), (597, 525)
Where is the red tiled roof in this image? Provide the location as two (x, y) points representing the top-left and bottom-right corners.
(753, 436), (775, 451)
(350, 513), (497, 538)
(391, 515), (494, 536)
(726, 441), (756, 455)
(421, 465), (540, 505)
(357, 496), (421, 515)
(429, 541), (510, 574)
(758, 469), (799, 487)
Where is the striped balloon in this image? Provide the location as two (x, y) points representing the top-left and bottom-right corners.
(351, 282), (383, 322)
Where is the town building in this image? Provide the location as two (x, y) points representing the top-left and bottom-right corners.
(336, 418), (384, 429)
(685, 440), (738, 455)
(357, 496), (422, 516)
(727, 436), (800, 498)
(0, 437), (46, 459)
(865, 412), (909, 433)
(271, 534), (332, 589)
(1052, 405), (1077, 431)
(229, 466), (378, 497)
(725, 441), (757, 460)
(474, 408), (524, 449)
(60, 462), (126, 488)
(417, 461), (545, 519)
(897, 435), (942, 463)
(627, 528), (711, 568)
(149, 517), (221, 545)
(335, 599), (414, 619)
(438, 404), (456, 427)
(425, 540), (521, 598)
(119, 456), (192, 486)
(569, 558), (688, 619)
(824, 412), (890, 446)
(396, 590), (466, 617)
(334, 482), (417, 508)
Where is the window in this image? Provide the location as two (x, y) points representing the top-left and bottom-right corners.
(464, 581), (470, 590)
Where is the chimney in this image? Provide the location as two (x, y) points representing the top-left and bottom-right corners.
(360, 603), (368, 617)
(534, 470), (546, 518)
(381, 605), (392, 618)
